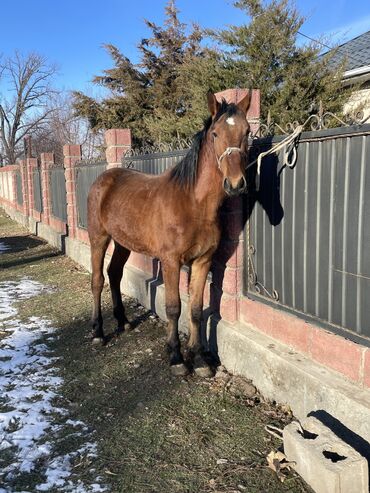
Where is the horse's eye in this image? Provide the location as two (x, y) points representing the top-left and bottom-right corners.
(212, 131), (217, 139)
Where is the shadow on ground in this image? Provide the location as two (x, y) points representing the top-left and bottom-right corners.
(0, 209), (311, 493)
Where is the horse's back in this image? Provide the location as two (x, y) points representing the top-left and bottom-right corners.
(87, 167), (168, 247)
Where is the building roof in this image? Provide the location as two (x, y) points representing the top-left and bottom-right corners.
(328, 30), (370, 72)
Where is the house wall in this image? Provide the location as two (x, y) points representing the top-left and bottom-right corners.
(344, 81), (370, 121)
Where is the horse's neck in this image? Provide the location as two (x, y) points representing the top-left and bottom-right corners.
(193, 136), (224, 220)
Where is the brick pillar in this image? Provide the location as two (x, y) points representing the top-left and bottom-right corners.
(215, 88), (260, 135)
(63, 145), (82, 238)
(40, 153), (54, 225)
(210, 88), (260, 323)
(26, 157), (38, 219)
(19, 159), (29, 216)
(105, 129), (131, 169)
(211, 197), (244, 323)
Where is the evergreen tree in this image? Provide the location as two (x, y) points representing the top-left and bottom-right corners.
(73, 1), (227, 145)
(213, 0), (347, 125)
(73, 0), (348, 143)
(72, 44), (151, 145)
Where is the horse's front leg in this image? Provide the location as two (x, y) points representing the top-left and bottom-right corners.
(188, 255), (213, 377)
(162, 259), (188, 376)
(90, 236), (110, 344)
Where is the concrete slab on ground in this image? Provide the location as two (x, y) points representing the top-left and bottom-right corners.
(284, 417), (368, 493)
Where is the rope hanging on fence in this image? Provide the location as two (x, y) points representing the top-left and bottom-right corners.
(247, 125), (303, 191)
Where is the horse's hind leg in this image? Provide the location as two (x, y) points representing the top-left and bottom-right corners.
(90, 235), (110, 344)
(107, 241), (131, 334)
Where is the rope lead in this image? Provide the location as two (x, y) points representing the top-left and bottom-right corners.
(248, 125), (303, 191)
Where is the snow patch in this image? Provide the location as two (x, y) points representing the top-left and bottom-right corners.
(0, 279), (107, 492)
(0, 241), (10, 253)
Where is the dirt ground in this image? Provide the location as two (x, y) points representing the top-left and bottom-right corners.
(0, 209), (312, 493)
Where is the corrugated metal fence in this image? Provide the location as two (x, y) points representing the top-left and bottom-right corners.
(75, 161), (107, 229)
(246, 124), (370, 341)
(16, 170), (23, 205)
(49, 166), (67, 222)
(71, 124), (369, 341)
(33, 167), (43, 212)
(126, 149), (187, 175)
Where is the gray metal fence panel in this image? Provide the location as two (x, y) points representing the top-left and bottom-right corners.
(246, 124), (370, 341)
(125, 149), (188, 174)
(16, 170), (23, 206)
(75, 162), (107, 229)
(50, 167), (67, 222)
(33, 168), (43, 212)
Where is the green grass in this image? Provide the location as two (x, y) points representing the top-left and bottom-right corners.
(0, 209), (312, 493)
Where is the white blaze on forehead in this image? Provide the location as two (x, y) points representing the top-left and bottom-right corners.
(226, 117), (235, 126)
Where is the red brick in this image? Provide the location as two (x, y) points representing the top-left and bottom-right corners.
(240, 297), (275, 336)
(40, 152), (54, 164)
(226, 241), (244, 268)
(213, 240), (243, 268)
(247, 89), (260, 120)
(106, 146), (128, 166)
(0, 164), (18, 172)
(271, 310), (311, 353)
(105, 128), (132, 146)
(64, 169), (75, 181)
(363, 350), (370, 388)
(203, 281), (211, 306)
(65, 181), (76, 194)
(212, 264), (241, 296)
(128, 252), (153, 274)
(63, 145), (82, 158)
(106, 241), (114, 256)
(310, 328), (363, 383)
(219, 210), (244, 241)
(49, 216), (67, 233)
(219, 295), (239, 323)
(179, 269), (189, 294)
(75, 228), (90, 244)
(215, 88), (260, 120)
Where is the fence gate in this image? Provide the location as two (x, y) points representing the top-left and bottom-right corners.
(246, 124), (370, 343)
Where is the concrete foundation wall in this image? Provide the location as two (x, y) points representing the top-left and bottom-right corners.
(63, 239), (370, 450)
(37, 222), (65, 251)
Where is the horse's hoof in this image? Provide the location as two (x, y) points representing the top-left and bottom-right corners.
(170, 363), (189, 377)
(194, 365), (214, 378)
(115, 322), (132, 335)
(91, 336), (105, 346)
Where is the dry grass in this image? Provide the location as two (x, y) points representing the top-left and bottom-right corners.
(0, 209), (311, 493)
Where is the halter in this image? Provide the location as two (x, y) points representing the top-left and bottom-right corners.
(216, 146), (243, 169)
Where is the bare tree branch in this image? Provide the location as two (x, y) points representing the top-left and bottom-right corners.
(0, 51), (58, 164)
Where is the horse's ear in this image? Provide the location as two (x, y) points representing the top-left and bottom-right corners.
(207, 91), (220, 119)
(237, 91), (251, 115)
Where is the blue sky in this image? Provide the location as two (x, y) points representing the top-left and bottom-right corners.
(1, 0), (369, 94)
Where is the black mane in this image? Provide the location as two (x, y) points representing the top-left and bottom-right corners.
(169, 100), (239, 188)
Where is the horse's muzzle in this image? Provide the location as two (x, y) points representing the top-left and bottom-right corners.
(223, 176), (247, 196)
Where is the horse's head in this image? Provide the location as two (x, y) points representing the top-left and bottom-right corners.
(208, 91), (250, 196)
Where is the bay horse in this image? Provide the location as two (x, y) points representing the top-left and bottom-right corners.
(87, 91), (250, 377)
